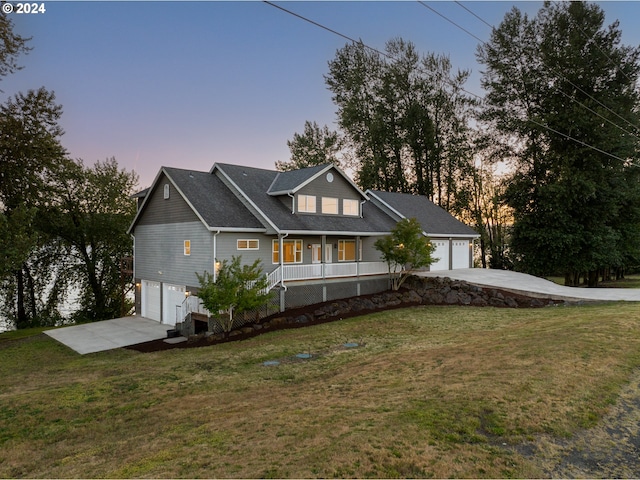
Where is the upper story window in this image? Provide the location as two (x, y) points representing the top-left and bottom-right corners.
(163, 184), (170, 199)
(184, 240), (191, 256)
(343, 199), (359, 216)
(321, 197), (338, 215)
(237, 239), (259, 250)
(298, 194), (316, 213)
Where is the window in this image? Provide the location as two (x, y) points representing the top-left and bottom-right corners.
(322, 197), (338, 214)
(184, 240), (191, 256)
(343, 199), (359, 216)
(237, 239), (259, 250)
(272, 239), (303, 264)
(298, 194), (316, 213)
(163, 184), (170, 199)
(338, 240), (356, 262)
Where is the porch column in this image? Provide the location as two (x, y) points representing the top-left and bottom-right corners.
(321, 235), (327, 279)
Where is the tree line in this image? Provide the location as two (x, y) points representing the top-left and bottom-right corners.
(1, 14), (137, 329)
(278, 1), (640, 285)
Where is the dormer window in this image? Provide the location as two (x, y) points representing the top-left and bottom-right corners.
(343, 199), (359, 216)
(298, 194), (316, 213)
(321, 197), (338, 214)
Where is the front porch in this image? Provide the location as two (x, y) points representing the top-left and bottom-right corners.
(265, 261), (388, 291)
(179, 261), (390, 334)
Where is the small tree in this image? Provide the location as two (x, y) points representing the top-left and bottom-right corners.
(196, 256), (270, 335)
(375, 218), (437, 290)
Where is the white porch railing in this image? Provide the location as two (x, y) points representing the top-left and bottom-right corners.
(181, 294), (210, 320)
(275, 261), (388, 283)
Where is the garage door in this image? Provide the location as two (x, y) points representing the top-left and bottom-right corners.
(163, 284), (185, 326)
(430, 240), (450, 271)
(142, 281), (161, 322)
(452, 240), (470, 269)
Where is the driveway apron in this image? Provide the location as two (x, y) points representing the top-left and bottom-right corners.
(44, 316), (170, 354)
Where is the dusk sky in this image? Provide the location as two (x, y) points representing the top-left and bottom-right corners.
(4, 1), (640, 189)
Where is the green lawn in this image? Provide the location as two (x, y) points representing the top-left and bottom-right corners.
(1, 303), (640, 478)
(546, 274), (640, 288)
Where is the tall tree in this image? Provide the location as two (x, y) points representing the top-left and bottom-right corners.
(41, 158), (139, 322)
(325, 38), (477, 209)
(0, 12), (31, 85)
(0, 88), (67, 328)
(478, 1), (640, 283)
(276, 121), (343, 171)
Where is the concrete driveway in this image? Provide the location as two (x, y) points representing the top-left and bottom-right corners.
(418, 269), (640, 302)
(44, 316), (171, 355)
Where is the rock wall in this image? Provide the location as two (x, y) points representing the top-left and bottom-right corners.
(201, 275), (566, 341)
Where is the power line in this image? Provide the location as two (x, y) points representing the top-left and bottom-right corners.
(263, 0), (483, 102)
(264, 0), (636, 164)
(450, 1), (640, 137)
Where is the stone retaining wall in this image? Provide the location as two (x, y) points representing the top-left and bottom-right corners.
(201, 275), (571, 341)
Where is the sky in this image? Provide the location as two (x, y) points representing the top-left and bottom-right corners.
(3, 0), (640, 189)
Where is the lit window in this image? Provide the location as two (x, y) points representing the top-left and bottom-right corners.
(322, 197), (338, 214)
(338, 240), (356, 262)
(272, 239), (302, 264)
(237, 239), (259, 250)
(184, 240), (191, 256)
(343, 199), (359, 216)
(298, 194), (316, 213)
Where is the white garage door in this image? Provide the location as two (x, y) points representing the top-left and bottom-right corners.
(142, 280), (161, 322)
(452, 240), (470, 269)
(163, 284), (185, 326)
(430, 240), (450, 271)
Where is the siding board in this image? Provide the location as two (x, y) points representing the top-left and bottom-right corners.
(134, 221), (213, 286)
(138, 172), (199, 225)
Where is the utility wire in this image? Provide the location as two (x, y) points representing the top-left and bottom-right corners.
(263, 0), (483, 103)
(449, 1), (640, 137)
(263, 1), (390, 61)
(264, 0), (635, 164)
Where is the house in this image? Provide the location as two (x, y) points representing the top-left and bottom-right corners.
(127, 162), (479, 326)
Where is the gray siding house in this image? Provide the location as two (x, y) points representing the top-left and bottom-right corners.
(128, 162), (479, 325)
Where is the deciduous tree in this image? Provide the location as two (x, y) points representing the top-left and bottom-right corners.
(375, 218), (436, 290)
(196, 257), (271, 335)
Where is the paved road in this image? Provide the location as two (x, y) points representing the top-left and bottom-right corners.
(418, 269), (640, 302)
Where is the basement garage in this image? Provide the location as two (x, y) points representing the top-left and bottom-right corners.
(141, 280), (161, 322)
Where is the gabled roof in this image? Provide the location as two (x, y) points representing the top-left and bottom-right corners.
(214, 163), (395, 235)
(367, 190), (479, 238)
(129, 162), (477, 239)
(267, 164), (331, 195)
(127, 167), (264, 234)
(266, 163), (367, 199)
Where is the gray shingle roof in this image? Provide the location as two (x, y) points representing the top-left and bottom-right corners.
(164, 167), (264, 230)
(367, 190), (479, 237)
(216, 163), (397, 234)
(131, 162), (477, 238)
(267, 164), (330, 194)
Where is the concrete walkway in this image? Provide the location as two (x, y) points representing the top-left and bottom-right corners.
(417, 269), (640, 302)
(44, 316), (172, 355)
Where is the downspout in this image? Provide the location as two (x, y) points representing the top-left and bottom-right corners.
(279, 232), (289, 289)
(213, 230), (220, 282)
(288, 193), (295, 214)
(360, 200), (366, 218)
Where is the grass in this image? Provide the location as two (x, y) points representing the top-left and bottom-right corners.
(546, 273), (640, 288)
(1, 303), (640, 478)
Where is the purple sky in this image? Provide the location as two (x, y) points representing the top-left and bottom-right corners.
(4, 1), (640, 189)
